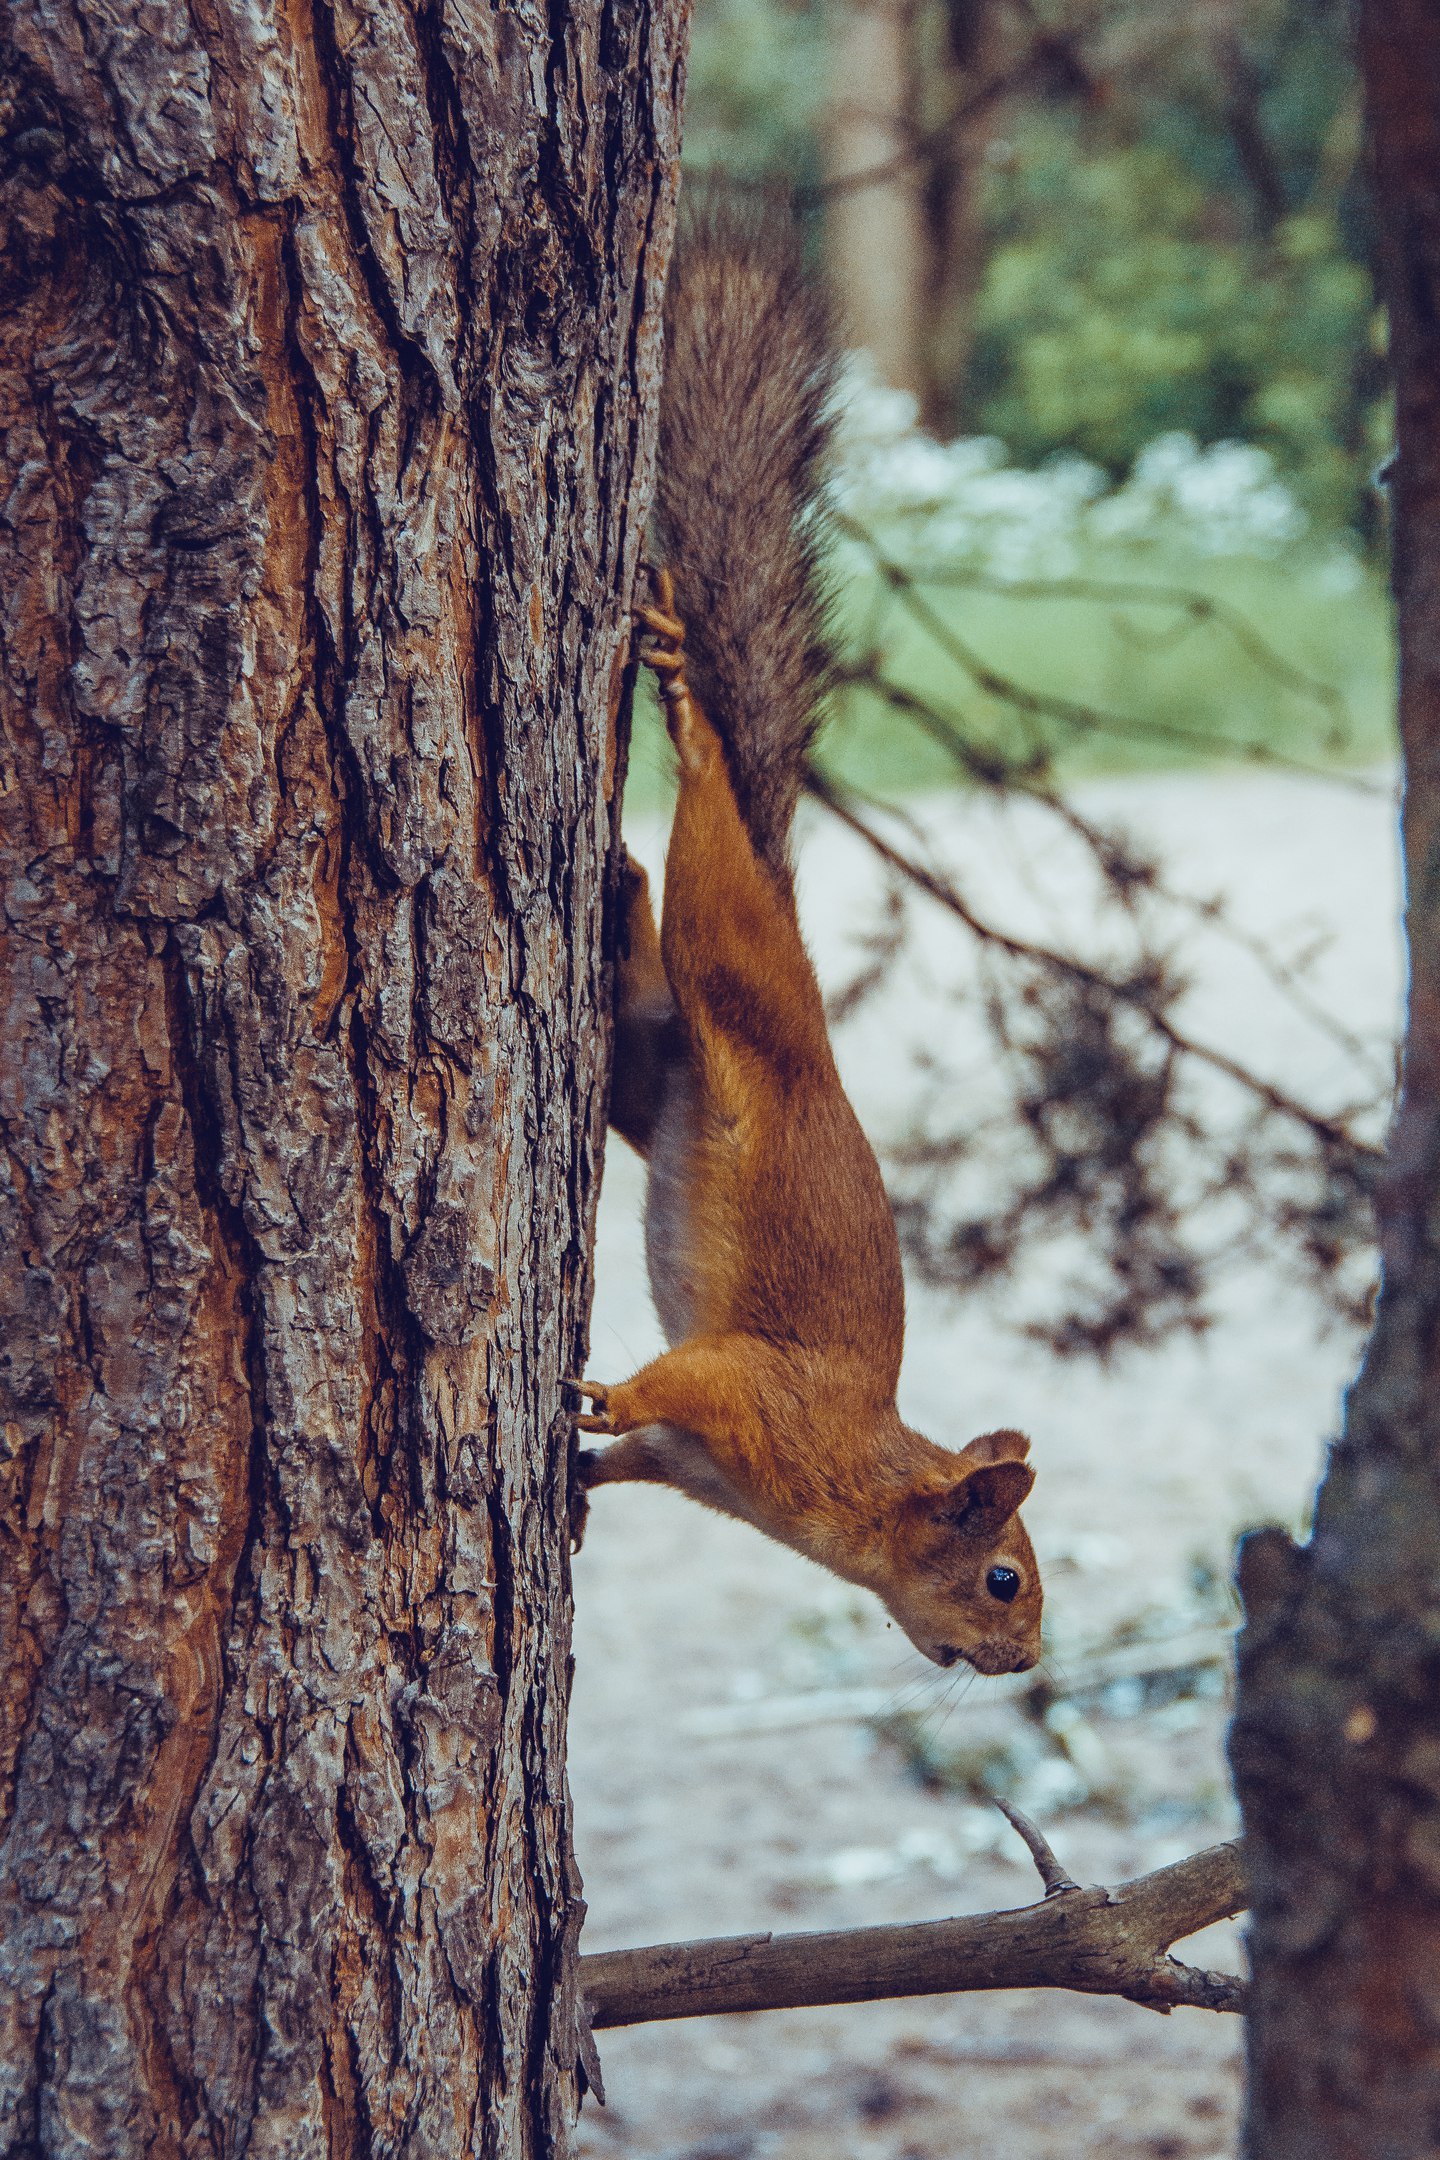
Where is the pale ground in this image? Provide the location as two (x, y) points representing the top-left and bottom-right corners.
(570, 768), (1404, 2160)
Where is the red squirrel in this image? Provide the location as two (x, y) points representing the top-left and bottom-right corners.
(570, 195), (1041, 1677)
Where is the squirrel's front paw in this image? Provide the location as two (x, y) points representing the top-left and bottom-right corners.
(564, 1375), (621, 1436)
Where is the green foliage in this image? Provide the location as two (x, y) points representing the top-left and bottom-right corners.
(681, 0), (829, 184)
(969, 124), (1385, 530)
(681, 0), (1387, 537)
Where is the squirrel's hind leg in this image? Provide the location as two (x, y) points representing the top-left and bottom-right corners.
(609, 852), (677, 1156)
(636, 578), (829, 1071)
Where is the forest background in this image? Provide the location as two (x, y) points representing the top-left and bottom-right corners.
(644, 0), (1391, 799)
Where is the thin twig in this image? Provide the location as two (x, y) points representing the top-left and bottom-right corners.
(830, 664), (1393, 1084)
(839, 516), (1386, 795)
(889, 562), (1356, 741)
(800, 45), (1057, 205)
(993, 1796), (1081, 1895)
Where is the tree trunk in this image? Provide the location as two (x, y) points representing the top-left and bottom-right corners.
(824, 0), (927, 404)
(917, 0), (1007, 433)
(1229, 5), (1440, 2154)
(0, 0), (684, 2151)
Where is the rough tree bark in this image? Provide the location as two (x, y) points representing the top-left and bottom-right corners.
(1228, 5), (1440, 2154)
(0, 0), (684, 2150)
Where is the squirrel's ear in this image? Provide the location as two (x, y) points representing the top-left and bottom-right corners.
(933, 1459), (1035, 1534)
(955, 1428), (1031, 1471)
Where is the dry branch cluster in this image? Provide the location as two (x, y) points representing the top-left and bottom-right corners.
(805, 518), (1389, 1356)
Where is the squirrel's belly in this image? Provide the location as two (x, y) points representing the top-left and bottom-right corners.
(645, 1054), (703, 1346)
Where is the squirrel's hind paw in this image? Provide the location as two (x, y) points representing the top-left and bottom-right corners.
(643, 562), (677, 613)
(635, 598), (685, 648)
(634, 563), (688, 685)
(632, 577), (714, 773)
(635, 604), (687, 692)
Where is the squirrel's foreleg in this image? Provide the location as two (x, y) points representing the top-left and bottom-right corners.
(567, 1334), (782, 1486)
(567, 1338), (750, 1438)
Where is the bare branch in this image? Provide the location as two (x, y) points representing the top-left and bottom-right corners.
(803, 763), (1384, 1162)
(831, 657), (1392, 1086)
(580, 1840), (1246, 2028)
(801, 32), (1093, 206)
(819, 684), (1392, 1081)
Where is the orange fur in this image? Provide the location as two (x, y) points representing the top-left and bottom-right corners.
(574, 574), (1042, 1674)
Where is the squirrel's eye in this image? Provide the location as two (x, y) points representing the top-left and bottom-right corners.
(986, 1565), (1021, 1603)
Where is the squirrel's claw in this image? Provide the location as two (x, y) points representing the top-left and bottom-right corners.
(644, 562), (677, 614)
(635, 600), (686, 646)
(635, 568), (689, 690)
(567, 1375), (620, 1435)
(635, 599), (689, 694)
(632, 577), (711, 772)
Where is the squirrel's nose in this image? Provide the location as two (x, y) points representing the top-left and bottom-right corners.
(966, 1638), (1038, 1675)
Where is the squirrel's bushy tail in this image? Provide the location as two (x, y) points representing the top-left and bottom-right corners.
(656, 188), (839, 874)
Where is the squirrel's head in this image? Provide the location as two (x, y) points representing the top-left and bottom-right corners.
(882, 1429), (1041, 1673)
